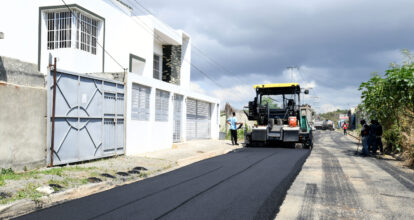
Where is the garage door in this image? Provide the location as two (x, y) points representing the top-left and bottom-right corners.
(48, 70), (124, 166)
(173, 94), (183, 142)
(186, 98), (211, 140)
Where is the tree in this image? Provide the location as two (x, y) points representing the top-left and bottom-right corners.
(262, 97), (279, 108)
(359, 50), (414, 155)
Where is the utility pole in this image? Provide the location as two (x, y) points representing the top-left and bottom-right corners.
(286, 66), (299, 82)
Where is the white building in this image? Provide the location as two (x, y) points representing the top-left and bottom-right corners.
(0, 0), (220, 156)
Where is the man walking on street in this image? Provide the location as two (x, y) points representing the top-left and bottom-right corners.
(360, 119), (370, 156)
(343, 122), (348, 135)
(227, 112), (241, 145)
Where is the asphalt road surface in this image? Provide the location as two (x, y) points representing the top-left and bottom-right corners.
(16, 147), (310, 220)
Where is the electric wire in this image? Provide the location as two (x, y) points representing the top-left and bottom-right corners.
(110, 0), (235, 93)
(60, 0), (126, 71)
(129, 0), (255, 87)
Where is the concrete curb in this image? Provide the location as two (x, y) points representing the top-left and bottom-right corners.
(0, 147), (236, 219)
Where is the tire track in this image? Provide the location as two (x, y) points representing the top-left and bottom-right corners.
(372, 160), (414, 192)
(333, 131), (414, 192)
(318, 147), (364, 219)
(333, 132), (393, 219)
(297, 183), (318, 220)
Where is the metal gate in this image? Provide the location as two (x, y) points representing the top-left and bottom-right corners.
(48, 70), (125, 165)
(186, 98), (211, 140)
(173, 94), (183, 142)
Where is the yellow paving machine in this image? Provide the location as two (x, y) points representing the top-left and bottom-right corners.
(243, 83), (313, 148)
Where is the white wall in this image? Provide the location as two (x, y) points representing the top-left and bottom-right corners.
(0, 0), (219, 155)
(180, 32), (191, 90)
(0, 0), (189, 81)
(126, 72), (219, 155)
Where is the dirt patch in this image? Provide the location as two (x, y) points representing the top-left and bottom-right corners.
(0, 192), (12, 199)
(116, 172), (129, 177)
(101, 173), (115, 179)
(128, 170), (140, 175)
(87, 177), (102, 183)
(133, 167), (148, 171)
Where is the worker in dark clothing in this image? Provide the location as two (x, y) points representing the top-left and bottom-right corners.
(368, 120), (377, 154)
(360, 119), (370, 156)
(373, 120), (384, 154)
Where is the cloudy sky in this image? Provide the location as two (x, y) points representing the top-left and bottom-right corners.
(129, 0), (413, 113)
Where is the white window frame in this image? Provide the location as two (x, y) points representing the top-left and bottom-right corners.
(155, 89), (170, 122)
(131, 84), (151, 121)
(46, 9), (99, 55)
(46, 11), (72, 50)
(153, 54), (162, 80)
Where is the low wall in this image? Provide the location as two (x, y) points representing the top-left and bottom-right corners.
(0, 56), (47, 170)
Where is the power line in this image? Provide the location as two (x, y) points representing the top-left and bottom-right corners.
(128, 0), (253, 87)
(60, 0), (126, 71)
(111, 0), (234, 93)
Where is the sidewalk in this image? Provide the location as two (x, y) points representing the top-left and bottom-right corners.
(0, 139), (240, 219)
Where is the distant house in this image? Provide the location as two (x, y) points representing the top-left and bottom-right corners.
(0, 0), (219, 167)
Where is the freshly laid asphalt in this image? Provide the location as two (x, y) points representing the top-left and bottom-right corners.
(16, 147), (310, 220)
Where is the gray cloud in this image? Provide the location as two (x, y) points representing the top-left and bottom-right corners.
(129, 0), (414, 112)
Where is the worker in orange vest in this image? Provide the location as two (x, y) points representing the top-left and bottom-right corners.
(343, 122), (348, 135)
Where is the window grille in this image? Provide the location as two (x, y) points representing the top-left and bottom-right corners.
(131, 84), (151, 121)
(155, 89), (170, 121)
(153, 54), (161, 79)
(77, 13), (98, 55)
(47, 10), (98, 55)
(47, 12), (72, 50)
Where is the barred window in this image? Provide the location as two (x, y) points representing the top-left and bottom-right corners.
(155, 89), (170, 121)
(131, 84), (151, 121)
(47, 12), (72, 50)
(77, 14), (98, 55)
(153, 54), (161, 79)
(46, 10), (98, 55)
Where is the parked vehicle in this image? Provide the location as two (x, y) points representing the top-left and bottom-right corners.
(322, 120), (334, 130)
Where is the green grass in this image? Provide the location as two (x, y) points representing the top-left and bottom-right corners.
(0, 168), (40, 186)
(0, 166), (97, 187)
(0, 183), (43, 205)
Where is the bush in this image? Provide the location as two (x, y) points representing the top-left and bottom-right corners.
(383, 124), (402, 153)
(359, 50), (414, 159)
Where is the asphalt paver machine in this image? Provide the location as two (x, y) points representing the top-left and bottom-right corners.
(243, 83), (313, 148)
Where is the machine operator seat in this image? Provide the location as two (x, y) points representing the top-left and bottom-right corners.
(287, 99), (295, 116)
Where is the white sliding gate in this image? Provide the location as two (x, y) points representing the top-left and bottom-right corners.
(48, 70), (125, 165)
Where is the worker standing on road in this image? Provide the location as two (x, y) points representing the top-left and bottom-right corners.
(360, 119), (370, 156)
(373, 120), (384, 155)
(343, 122), (348, 135)
(227, 112), (241, 145)
(369, 119), (377, 154)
